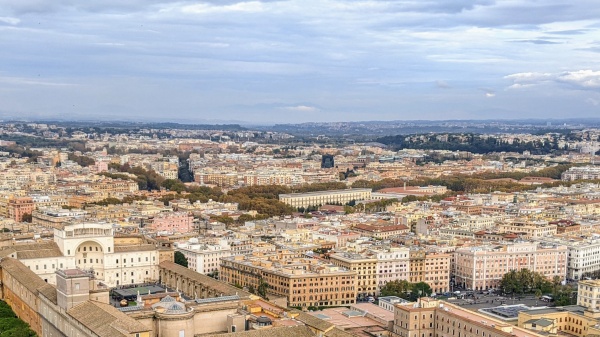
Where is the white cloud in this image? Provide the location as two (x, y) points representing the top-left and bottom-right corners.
(284, 105), (319, 112)
(505, 70), (600, 90)
(182, 2), (265, 14)
(0, 16), (19, 25)
(557, 70), (600, 89)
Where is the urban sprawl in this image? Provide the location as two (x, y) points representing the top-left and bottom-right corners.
(2, 122), (600, 337)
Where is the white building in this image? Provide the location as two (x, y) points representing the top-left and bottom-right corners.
(175, 238), (232, 275)
(0, 222), (161, 287)
(371, 246), (410, 289)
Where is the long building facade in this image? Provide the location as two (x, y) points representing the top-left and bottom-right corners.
(454, 242), (567, 290)
(279, 188), (372, 208)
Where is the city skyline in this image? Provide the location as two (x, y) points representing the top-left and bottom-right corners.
(1, 0), (599, 123)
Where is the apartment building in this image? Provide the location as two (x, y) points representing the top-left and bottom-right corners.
(329, 252), (378, 297)
(409, 249), (451, 294)
(176, 238), (232, 274)
(578, 279), (600, 310)
(454, 242), (567, 290)
(279, 188), (372, 208)
(562, 166), (600, 181)
(370, 246), (410, 288)
(537, 237), (600, 281)
(219, 252), (357, 307)
(497, 221), (557, 239)
(147, 211), (194, 233)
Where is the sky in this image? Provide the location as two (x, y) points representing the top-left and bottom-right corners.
(0, 0), (599, 124)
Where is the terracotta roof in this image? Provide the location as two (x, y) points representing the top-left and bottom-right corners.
(204, 326), (315, 337)
(0, 258), (50, 295)
(290, 310), (334, 332)
(67, 301), (150, 337)
(159, 261), (251, 298)
(325, 328), (355, 337)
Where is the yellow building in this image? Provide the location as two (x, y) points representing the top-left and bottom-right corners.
(329, 252), (378, 297)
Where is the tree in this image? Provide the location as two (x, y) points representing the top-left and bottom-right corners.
(20, 213), (32, 223)
(257, 279), (269, 299)
(174, 251), (188, 268)
(535, 289), (542, 305)
(410, 282), (433, 300)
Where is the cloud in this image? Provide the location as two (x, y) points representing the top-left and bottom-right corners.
(511, 39), (560, 45)
(506, 70), (600, 90)
(0, 16), (19, 25)
(479, 88), (495, 97)
(182, 1), (265, 14)
(283, 105), (319, 112)
(557, 70), (600, 89)
(504, 72), (554, 88)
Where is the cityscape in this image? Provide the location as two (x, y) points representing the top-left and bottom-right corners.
(2, 0), (600, 337)
(0, 121), (597, 337)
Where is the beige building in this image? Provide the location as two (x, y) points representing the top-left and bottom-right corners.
(394, 298), (544, 337)
(220, 252), (357, 308)
(578, 279), (600, 310)
(454, 242), (567, 291)
(497, 221), (557, 239)
(279, 188), (372, 208)
(409, 250), (451, 294)
(329, 252), (378, 297)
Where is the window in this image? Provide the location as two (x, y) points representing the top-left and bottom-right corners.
(75, 283), (80, 290)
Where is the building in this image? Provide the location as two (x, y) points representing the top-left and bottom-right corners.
(220, 252), (357, 308)
(578, 279), (600, 310)
(409, 250), (451, 294)
(497, 221), (557, 239)
(536, 236), (600, 281)
(175, 238), (232, 275)
(562, 166), (600, 181)
(147, 211), (194, 233)
(454, 242), (567, 291)
(321, 155), (334, 169)
(0, 222), (168, 287)
(370, 246), (410, 289)
(329, 252), (378, 297)
(393, 298), (545, 337)
(353, 223), (410, 239)
(0, 258), (151, 337)
(279, 188), (372, 208)
(32, 207), (87, 229)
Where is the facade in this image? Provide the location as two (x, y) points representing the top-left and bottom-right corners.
(371, 246), (410, 289)
(578, 279), (600, 310)
(32, 207), (87, 229)
(454, 242), (567, 290)
(220, 252), (357, 308)
(148, 211), (194, 233)
(0, 222), (166, 287)
(562, 166), (600, 181)
(353, 223), (410, 239)
(175, 238), (232, 274)
(279, 188), (372, 208)
(329, 252), (378, 297)
(393, 298), (544, 337)
(497, 222), (557, 239)
(408, 250), (451, 294)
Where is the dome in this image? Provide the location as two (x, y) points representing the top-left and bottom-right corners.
(256, 316), (272, 324)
